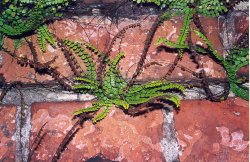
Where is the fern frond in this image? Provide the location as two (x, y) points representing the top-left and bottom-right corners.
(156, 38), (188, 49)
(112, 99), (129, 110)
(74, 77), (97, 85)
(92, 106), (110, 123)
(72, 84), (97, 90)
(36, 25), (56, 52)
(0, 34), (3, 49)
(224, 48), (249, 100)
(230, 83), (249, 101)
(73, 104), (101, 115)
(63, 39), (97, 81)
(103, 52), (127, 98)
(126, 81), (184, 105)
(164, 95), (181, 107)
(177, 8), (194, 46)
(193, 30), (224, 61)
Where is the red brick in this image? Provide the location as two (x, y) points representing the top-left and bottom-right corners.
(2, 14), (248, 83)
(175, 98), (249, 162)
(30, 102), (164, 161)
(0, 105), (16, 161)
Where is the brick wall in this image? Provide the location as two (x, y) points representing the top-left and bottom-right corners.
(0, 1), (249, 161)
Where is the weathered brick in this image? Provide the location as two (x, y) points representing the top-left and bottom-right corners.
(1, 14), (247, 83)
(30, 102), (164, 161)
(0, 105), (16, 161)
(175, 98), (249, 162)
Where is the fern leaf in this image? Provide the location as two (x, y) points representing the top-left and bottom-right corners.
(73, 104), (101, 115)
(37, 27), (46, 52)
(156, 38), (188, 49)
(230, 83), (249, 101)
(92, 106), (111, 123)
(112, 99), (129, 110)
(177, 8), (194, 46)
(103, 52), (127, 98)
(74, 77), (97, 85)
(63, 39), (97, 81)
(0, 34), (3, 49)
(194, 29), (224, 61)
(164, 95), (181, 107)
(126, 81), (184, 105)
(36, 25), (56, 52)
(72, 84), (97, 90)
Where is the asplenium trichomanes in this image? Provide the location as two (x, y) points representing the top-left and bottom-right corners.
(0, 0), (69, 51)
(63, 39), (185, 123)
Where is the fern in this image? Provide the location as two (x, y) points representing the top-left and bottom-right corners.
(193, 30), (224, 62)
(195, 30), (249, 100)
(0, 34), (3, 49)
(156, 8), (194, 57)
(63, 40), (97, 82)
(36, 25), (56, 52)
(0, 0), (69, 37)
(225, 48), (249, 100)
(177, 8), (194, 46)
(63, 40), (184, 123)
(134, 0), (229, 17)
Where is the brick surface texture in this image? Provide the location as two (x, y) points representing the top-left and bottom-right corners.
(2, 14), (248, 83)
(0, 105), (16, 161)
(175, 98), (249, 162)
(0, 4), (248, 162)
(30, 102), (164, 161)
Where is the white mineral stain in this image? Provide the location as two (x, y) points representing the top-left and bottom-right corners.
(178, 73), (183, 76)
(167, 26), (177, 40)
(196, 41), (203, 46)
(216, 126), (249, 152)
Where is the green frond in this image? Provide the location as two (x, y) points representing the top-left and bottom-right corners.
(164, 95), (181, 107)
(177, 8), (194, 46)
(36, 25), (56, 52)
(133, 0), (229, 17)
(0, 0), (69, 37)
(0, 34), (3, 49)
(92, 106), (111, 123)
(63, 39), (97, 81)
(112, 99), (129, 110)
(82, 41), (109, 61)
(73, 104), (101, 116)
(126, 81), (184, 105)
(156, 38), (188, 49)
(74, 77), (97, 85)
(230, 83), (249, 101)
(103, 52), (127, 98)
(72, 84), (97, 90)
(193, 30), (224, 61)
(224, 48), (249, 100)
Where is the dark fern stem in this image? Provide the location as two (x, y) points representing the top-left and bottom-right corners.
(0, 74), (8, 103)
(97, 23), (141, 83)
(55, 35), (84, 77)
(52, 113), (93, 162)
(28, 122), (48, 161)
(128, 13), (163, 87)
(26, 39), (39, 65)
(2, 47), (72, 91)
(163, 54), (182, 79)
(190, 15), (230, 101)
